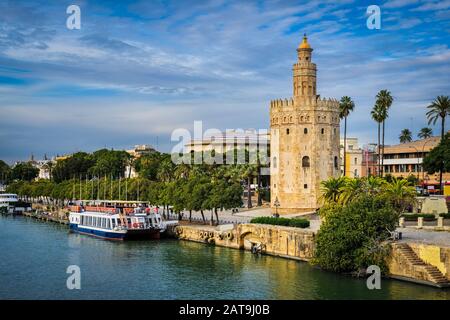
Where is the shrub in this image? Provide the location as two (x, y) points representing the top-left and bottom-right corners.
(312, 195), (397, 274)
(439, 213), (450, 219)
(401, 213), (436, 221)
(250, 216), (310, 228)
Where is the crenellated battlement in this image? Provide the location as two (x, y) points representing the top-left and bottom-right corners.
(270, 98), (295, 108)
(270, 96), (339, 111)
(317, 97), (339, 110)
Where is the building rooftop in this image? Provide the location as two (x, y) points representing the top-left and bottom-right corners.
(383, 135), (443, 154)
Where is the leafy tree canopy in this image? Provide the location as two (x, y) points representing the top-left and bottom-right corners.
(422, 133), (450, 174)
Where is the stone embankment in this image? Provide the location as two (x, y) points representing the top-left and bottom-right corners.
(172, 223), (450, 288)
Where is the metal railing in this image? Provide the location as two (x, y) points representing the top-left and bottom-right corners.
(166, 212), (244, 225)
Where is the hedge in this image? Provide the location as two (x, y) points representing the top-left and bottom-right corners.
(439, 213), (450, 219)
(401, 214), (436, 221)
(250, 216), (310, 228)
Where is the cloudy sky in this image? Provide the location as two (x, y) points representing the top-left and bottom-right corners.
(0, 0), (449, 163)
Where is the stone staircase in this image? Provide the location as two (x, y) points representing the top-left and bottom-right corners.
(395, 243), (450, 287)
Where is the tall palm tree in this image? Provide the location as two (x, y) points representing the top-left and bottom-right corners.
(399, 129), (412, 143)
(339, 96), (355, 177)
(371, 104), (385, 177)
(376, 90), (393, 177)
(418, 127), (433, 139)
(426, 95), (450, 194)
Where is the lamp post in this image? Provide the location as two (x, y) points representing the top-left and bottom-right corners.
(273, 196), (280, 218)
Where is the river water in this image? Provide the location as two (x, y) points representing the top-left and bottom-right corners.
(0, 215), (448, 300)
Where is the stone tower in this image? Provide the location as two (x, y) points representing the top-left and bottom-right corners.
(270, 35), (340, 214)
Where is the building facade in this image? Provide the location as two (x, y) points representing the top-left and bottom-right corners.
(382, 134), (450, 185)
(340, 138), (378, 178)
(184, 129), (270, 155)
(270, 35), (340, 214)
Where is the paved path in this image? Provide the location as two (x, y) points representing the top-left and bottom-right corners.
(168, 206), (322, 231)
(398, 228), (450, 247)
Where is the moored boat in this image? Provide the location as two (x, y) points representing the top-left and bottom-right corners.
(69, 206), (164, 240)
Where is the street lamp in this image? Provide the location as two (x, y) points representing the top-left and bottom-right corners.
(273, 196), (280, 218)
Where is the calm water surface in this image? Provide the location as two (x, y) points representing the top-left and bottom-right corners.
(0, 215), (449, 300)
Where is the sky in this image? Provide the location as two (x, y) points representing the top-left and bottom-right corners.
(0, 0), (449, 163)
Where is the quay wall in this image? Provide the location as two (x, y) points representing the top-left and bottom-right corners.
(174, 223), (316, 261)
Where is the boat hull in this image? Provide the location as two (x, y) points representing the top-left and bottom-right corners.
(69, 224), (160, 240)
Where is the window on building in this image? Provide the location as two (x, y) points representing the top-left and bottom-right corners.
(304, 184), (308, 189)
(273, 157), (277, 169)
(354, 157), (357, 165)
(321, 128), (324, 134)
(304, 128), (308, 134)
(302, 156), (310, 168)
(286, 128), (290, 135)
(334, 156), (338, 170)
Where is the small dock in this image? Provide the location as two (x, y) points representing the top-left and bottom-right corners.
(22, 211), (69, 225)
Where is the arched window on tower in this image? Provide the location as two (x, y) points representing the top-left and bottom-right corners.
(334, 156), (338, 170)
(302, 156), (310, 168)
(304, 128), (308, 134)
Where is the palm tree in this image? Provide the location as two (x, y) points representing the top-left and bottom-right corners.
(371, 104), (386, 177)
(427, 95), (450, 140)
(340, 177), (365, 205)
(418, 127), (433, 139)
(320, 177), (347, 204)
(426, 95), (450, 194)
(366, 175), (385, 195)
(382, 177), (416, 216)
(376, 90), (393, 177)
(339, 96), (355, 177)
(399, 129), (412, 143)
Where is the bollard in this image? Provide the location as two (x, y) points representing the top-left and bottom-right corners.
(417, 217), (424, 229)
(437, 217), (444, 228)
(399, 217), (405, 228)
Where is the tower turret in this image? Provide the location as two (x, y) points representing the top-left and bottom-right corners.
(293, 34), (317, 99)
(269, 34), (340, 214)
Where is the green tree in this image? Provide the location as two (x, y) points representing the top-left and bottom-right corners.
(11, 162), (39, 181)
(320, 176), (347, 205)
(339, 96), (355, 176)
(133, 152), (163, 180)
(52, 152), (95, 183)
(313, 195), (397, 273)
(399, 128), (412, 143)
(371, 104), (386, 177)
(239, 164), (257, 208)
(376, 90), (394, 177)
(423, 132), (450, 178)
(0, 160), (10, 184)
(426, 95), (450, 193)
(381, 177), (416, 215)
(90, 149), (130, 178)
(339, 177), (365, 205)
(418, 127), (433, 139)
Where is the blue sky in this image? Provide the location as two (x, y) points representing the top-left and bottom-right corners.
(0, 0), (449, 163)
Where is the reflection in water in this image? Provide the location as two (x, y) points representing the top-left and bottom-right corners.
(0, 215), (448, 300)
